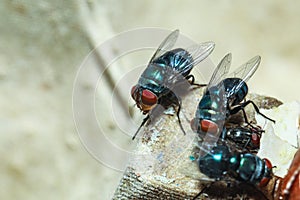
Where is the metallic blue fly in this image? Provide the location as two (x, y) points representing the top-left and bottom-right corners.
(131, 30), (215, 140)
(190, 53), (275, 148)
(192, 143), (273, 199)
(198, 144), (273, 186)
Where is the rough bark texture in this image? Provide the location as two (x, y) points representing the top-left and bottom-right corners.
(113, 87), (283, 200)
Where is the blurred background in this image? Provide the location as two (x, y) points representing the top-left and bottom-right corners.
(1, 0), (299, 199)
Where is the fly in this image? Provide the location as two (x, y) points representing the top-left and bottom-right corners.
(191, 53), (275, 147)
(192, 143), (273, 199)
(221, 125), (264, 152)
(131, 29), (215, 140)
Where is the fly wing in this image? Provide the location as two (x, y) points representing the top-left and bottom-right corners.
(227, 55), (261, 93)
(165, 41), (215, 86)
(197, 54), (232, 156)
(207, 53), (232, 88)
(174, 41), (215, 78)
(149, 29), (179, 63)
(228, 55), (261, 82)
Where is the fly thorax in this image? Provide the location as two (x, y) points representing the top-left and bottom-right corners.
(229, 154), (240, 169)
(198, 145), (230, 179)
(139, 64), (167, 87)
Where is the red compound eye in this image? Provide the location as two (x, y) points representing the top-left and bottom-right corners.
(264, 158), (273, 170)
(259, 158), (273, 187)
(251, 133), (260, 147)
(200, 119), (219, 133)
(259, 177), (270, 187)
(131, 85), (138, 100)
(141, 90), (157, 106)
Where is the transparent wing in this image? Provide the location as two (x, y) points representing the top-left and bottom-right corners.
(207, 53), (232, 88)
(227, 55), (261, 83)
(175, 41), (215, 77)
(149, 29), (179, 62)
(226, 55), (261, 94)
(193, 55), (231, 157)
(197, 134), (218, 158)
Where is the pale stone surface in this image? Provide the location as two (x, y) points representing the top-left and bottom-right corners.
(257, 101), (300, 178)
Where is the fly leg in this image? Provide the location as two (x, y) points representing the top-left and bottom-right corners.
(230, 100), (275, 124)
(132, 115), (150, 140)
(246, 123), (265, 134)
(241, 108), (259, 129)
(175, 97), (187, 135)
(193, 183), (211, 200)
(243, 137), (251, 151)
(186, 74), (207, 87)
(161, 90), (187, 136)
(229, 105), (256, 130)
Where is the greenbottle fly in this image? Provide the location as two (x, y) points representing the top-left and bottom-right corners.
(192, 143), (273, 199)
(190, 53), (274, 146)
(131, 30), (215, 140)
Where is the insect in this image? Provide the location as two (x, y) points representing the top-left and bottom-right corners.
(274, 148), (300, 200)
(190, 53), (275, 143)
(198, 144), (273, 185)
(131, 29), (215, 140)
(220, 125), (263, 152)
(192, 143), (273, 199)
